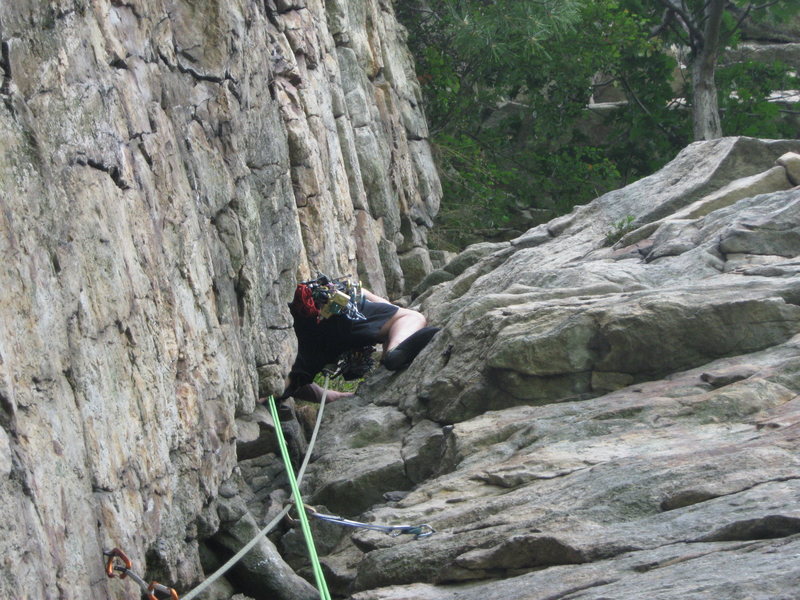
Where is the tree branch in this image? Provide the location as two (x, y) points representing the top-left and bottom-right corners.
(650, 8), (675, 38)
(667, 20), (693, 48)
(752, 0), (781, 10)
(702, 0), (726, 64)
(653, 0), (704, 49)
(728, 1), (755, 39)
(726, 0), (781, 39)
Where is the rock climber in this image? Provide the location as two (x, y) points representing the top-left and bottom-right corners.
(278, 274), (439, 403)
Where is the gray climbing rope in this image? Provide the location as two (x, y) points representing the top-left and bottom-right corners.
(181, 376), (332, 600)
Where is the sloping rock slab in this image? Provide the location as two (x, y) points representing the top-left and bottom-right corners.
(313, 138), (800, 599)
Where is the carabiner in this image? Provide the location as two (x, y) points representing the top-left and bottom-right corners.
(104, 547), (132, 579)
(147, 581), (180, 600)
(413, 524), (436, 539)
(389, 524), (436, 539)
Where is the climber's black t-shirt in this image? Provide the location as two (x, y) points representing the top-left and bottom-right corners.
(290, 298), (398, 385)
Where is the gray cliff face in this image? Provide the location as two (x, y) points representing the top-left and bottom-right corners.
(300, 138), (800, 599)
(0, 1), (438, 598)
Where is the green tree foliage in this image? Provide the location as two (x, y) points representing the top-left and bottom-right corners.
(397, 0), (799, 251)
(717, 60), (800, 138)
(630, 0), (800, 140)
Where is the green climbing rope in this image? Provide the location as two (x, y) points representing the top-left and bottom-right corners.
(268, 395), (332, 600)
(170, 379), (331, 600)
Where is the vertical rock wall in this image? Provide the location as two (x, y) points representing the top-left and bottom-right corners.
(0, 0), (439, 597)
(271, 0), (440, 296)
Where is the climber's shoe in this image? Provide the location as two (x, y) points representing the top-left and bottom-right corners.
(382, 327), (440, 371)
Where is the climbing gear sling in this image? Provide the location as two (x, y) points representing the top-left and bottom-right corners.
(296, 504), (435, 539)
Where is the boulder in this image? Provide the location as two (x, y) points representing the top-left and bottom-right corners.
(213, 497), (319, 600)
(778, 152), (800, 185)
(302, 138), (800, 599)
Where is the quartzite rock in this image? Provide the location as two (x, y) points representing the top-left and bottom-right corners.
(302, 137), (800, 599)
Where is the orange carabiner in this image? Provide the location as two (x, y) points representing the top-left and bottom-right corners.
(147, 581), (180, 600)
(104, 547), (132, 579)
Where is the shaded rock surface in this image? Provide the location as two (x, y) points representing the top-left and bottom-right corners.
(296, 138), (800, 599)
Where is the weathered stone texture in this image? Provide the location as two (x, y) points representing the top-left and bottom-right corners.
(302, 137), (800, 599)
(0, 0), (439, 597)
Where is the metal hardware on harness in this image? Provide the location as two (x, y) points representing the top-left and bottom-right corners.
(319, 289), (350, 319)
(104, 548), (180, 600)
(302, 273), (366, 322)
(334, 346), (376, 380)
(294, 505), (436, 540)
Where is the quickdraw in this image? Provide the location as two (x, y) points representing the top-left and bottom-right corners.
(104, 548), (179, 600)
(290, 504), (436, 540)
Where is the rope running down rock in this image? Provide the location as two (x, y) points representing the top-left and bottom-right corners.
(107, 371), (435, 599)
(182, 376), (333, 600)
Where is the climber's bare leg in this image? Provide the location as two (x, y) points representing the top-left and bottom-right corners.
(359, 287), (429, 361)
(378, 307), (427, 352)
(288, 382), (353, 403)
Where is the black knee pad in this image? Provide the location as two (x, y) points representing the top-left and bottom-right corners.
(382, 326), (440, 371)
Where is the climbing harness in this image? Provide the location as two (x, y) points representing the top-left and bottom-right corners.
(104, 547), (179, 600)
(105, 369), (435, 599)
(296, 504), (435, 540)
(334, 345), (377, 380)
